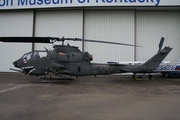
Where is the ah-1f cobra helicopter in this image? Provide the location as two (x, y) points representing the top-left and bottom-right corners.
(0, 37), (172, 82)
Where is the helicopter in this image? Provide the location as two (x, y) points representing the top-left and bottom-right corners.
(0, 37), (172, 82)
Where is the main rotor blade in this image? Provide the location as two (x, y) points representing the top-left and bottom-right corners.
(0, 37), (59, 43)
(65, 38), (142, 47)
(0, 37), (142, 47)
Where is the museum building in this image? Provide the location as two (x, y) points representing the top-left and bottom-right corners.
(0, 0), (180, 72)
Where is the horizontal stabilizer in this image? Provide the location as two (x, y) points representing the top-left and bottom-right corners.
(107, 62), (118, 64)
(107, 62), (128, 66)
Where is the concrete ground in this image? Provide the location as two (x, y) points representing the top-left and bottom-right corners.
(0, 72), (180, 120)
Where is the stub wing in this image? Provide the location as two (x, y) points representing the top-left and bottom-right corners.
(48, 62), (71, 75)
(50, 62), (65, 70)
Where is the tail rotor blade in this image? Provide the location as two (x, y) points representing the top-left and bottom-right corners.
(158, 37), (165, 52)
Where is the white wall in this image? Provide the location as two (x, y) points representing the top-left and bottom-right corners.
(0, 11), (33, 72)
(84, 10), (135, 63)
(34, 10), (83, 51)
(136, 11), (180, 64)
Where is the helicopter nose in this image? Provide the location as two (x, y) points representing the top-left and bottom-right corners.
(13, 60), (20, 68)
(13, 61), (18, 67)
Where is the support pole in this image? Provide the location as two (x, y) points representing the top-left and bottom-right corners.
(82, 9), (85, 52)
(32, 10), (36, 52)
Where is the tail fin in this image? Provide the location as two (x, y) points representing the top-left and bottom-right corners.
(143, 47), (172, 69)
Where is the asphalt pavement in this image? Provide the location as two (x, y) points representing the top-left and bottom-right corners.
(0, 72), (180, 120)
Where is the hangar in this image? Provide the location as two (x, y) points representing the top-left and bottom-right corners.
(0, 0), (180, 72)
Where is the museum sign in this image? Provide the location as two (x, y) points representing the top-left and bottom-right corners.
(0, 0), (180, 9)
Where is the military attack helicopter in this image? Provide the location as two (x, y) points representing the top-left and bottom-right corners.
(0, 37), (172, 82)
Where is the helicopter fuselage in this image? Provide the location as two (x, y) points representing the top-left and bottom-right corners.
(13, 56), (157, 77)
(11, 44), (172, 79)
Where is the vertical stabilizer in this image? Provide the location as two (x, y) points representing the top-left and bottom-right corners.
(143, 47), (172, 69)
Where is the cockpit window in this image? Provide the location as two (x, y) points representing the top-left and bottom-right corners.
(22, 52), (32, 61)
(33, 51), (47, 59)
(33, 52), (40, 58)
(21, 51), (47, 61)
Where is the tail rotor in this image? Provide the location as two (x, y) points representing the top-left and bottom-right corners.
(158, 37), (165, 52)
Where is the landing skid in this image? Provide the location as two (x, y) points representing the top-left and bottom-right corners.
(31, 77), (74, 83)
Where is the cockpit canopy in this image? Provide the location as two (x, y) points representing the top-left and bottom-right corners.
(21, 50), (47, 61)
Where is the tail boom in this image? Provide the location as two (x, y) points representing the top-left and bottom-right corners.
(109, 46), (172, 74)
